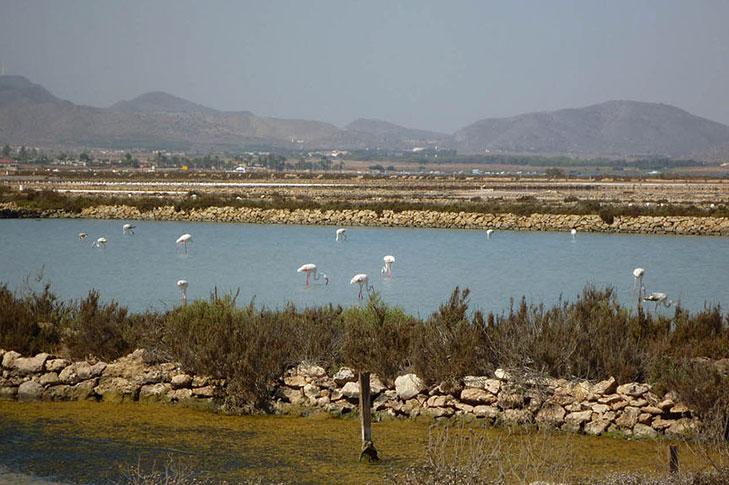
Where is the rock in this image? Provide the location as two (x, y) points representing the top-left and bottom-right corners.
(171, 374), (193, 389)
(283, 375), (308, 388)
(18, 380), (44, 402)
(39, 372), (60, 387)
(460, 387), (497, 405)
(633, 423), (658, 439)
(592, 377), (617, 395)
(333, 367), (356, 386)
(0, 386), (18, 400)
(370, 375), (386, 395)
(42, 384), (72, 401)
(670, 403), (690, 414)
(563, 411), (592, 431)
(494, 368), (511, 380)
(168, 388), (193, 401)
(296, 364), (327, 378)
(497, 391), (524, 409)
(303, 383), (320, 400)
(638, 413), (652, 424)
(192, 375), (210, 387)
(615, 407), (641, 429)
(45, 359), (70, 372)
(139, 383), (171, 402)
(503, 409), (532, 424)
(340, 382), (360, 400)
(71, 379), (98, 400)
(425, 406), (454, 418)
(591, 403), (610, 415)
(14, 353), (50, 374)
(138, 370), (163, 385)
(426, 395), (454, 408)
(2, 350), (20, 369)
(657, 398), (675, 411)
(666, 418), (698, 437)
(58, 365), (80, 384)
(651, 417), (674, 430)
(401, 398), (423, 417)
(616, 383), (650, 397)
(642, 406), (663, 415)
(536, 403), (566, 427)
(570, 381), (592, 401)
(584, 419), (611, 436)
(395, 374), (425, 401)
(94, 377), (139, 403)
(473, 405), (501, 419)
(279, 387), (304, 404)
(192, 385), (216, 398)
(78, 362), (107, 380)
(463, 376), (501, 394)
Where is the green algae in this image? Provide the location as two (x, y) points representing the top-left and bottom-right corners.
(0, 401), (711, 483)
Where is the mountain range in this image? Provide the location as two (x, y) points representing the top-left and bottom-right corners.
(1, 75), (728, 159)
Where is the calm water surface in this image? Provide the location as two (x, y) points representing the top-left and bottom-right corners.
(0, 219), (727, 315)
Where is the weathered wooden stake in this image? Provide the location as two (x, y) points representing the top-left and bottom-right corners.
(669, 445), (679, 473)
(358, 371), (379, 462)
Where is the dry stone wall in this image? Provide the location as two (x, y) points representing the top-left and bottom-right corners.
(2, 202), (728, 235)
(0, 348), (699, 439)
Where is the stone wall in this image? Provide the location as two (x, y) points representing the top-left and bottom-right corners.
(0, 348), (699, 439)
(2, 202), (728, 235)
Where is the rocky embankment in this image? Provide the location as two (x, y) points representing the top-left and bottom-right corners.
(2, 202), (728, 235)
(1, 348), (700, 439)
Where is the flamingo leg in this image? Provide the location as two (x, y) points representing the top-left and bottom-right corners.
(359, 284), (363, 299)
(306, 274), (310, 287)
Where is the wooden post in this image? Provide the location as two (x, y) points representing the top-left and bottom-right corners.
(669, 445), (679, 473)
(358, 372), (379, 462)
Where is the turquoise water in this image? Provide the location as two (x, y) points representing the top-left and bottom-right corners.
(0, 219), (727, 316)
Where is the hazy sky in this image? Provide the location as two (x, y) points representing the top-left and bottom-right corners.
(1, 0), (727, 132)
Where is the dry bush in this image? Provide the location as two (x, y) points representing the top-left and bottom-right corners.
(65, 290), (136, 361)
(161, 292), (296, 407)
(411, 287), (490, 387)
(386, 424), (574, 485)
(341, 293), (416, 384)
(0, 282), (68, 355)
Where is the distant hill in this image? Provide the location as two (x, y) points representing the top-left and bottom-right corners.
(453, 101), (729, 157)
(2, 76), (729, 157)
(344, 119), (449, 148)
(110, 91), (221, 114)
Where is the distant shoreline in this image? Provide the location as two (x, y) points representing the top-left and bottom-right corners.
(2, 202), (728, 236)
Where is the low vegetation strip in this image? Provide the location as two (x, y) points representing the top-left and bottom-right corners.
(2, 283), (729, 442)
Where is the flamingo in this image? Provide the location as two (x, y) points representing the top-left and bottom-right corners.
(571, 229), (577, 240)
(350, 273), (374, 300)
(91, 237), (107, 248)
(336, 228), (347, 242)
(176, 233), (192, 253)
(177, 280), (188, 304)
(633, 268), (645, 297)
(381, 255), (395, 278)
(486, 229), (494, 239)
(122, 223), (135, 236)
(643, 292), (673, 312)
(297, 263), (328, 286)
(78, 232), (88, 241)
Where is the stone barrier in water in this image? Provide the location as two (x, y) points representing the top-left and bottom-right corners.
(2, 202), (728, 235)
(0, 348), (704, 439)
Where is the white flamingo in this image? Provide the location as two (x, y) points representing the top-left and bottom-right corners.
(381, 255), (395, 278)
(177, 279), (188, 304)
(78, 232), (88, 241)
(122, 223), (135, 236)
(176, 233), (192, 253)
(486, 229), (494, 239)
(643, 292), (673, 312)
(336, 228), (347, 242)
(350, 273), (374, 300)
(571, 228), (577, 240)
(297, 263), (328, 286)
(91, 237), (107, 248)
(633, 268), (645, 297)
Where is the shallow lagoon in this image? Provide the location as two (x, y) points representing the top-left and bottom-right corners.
(0, 219), (727, 315)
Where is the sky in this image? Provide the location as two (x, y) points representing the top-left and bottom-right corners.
(0, 0), (727, 133)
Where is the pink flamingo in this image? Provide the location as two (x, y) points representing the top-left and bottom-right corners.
(381, 255), (395, 278)
(297, 264), (328, 286)
(350, 273), (374, 299)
